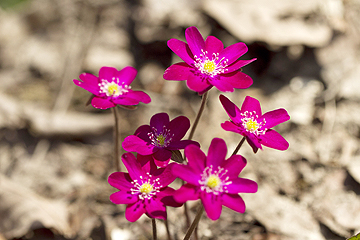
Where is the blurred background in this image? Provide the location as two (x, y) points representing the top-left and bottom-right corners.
(0, 0), (360, 239)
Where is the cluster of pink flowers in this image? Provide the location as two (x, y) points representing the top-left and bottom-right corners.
(74, 26), (290, 225)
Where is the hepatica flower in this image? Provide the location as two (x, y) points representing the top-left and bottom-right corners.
(220, 95), (290, 153)
(73, 66), (151, 109)
(171, 138), (257, 220)
(108, 153), (179, 222)
(163, 26), (256, 94)
(122, 112), (199, 167)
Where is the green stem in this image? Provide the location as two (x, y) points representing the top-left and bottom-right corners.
(183, 204), (204, 240)
(231, 136), (246, 156)
(152, 218), (157, 240)
(188, 91), (208, 141)
(112, 107), (121, 172)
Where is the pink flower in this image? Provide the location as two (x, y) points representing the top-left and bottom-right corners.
(220, 95), (290, 153)
(73, 66), (151, 109)
(108, 153), (180, 222)
(122, 112), (200, 167)
(163, 26), (256, 94)
(171, 138), (258, 221)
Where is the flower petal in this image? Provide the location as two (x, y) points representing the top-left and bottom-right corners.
(207, 138), (227, 168)
(116, 66), (137, 85)
(226, 178), (258, 194)
(219, 95), (242, 124)
(124, 91), (151, 104)
(259, 129), (289, 150)
(167, 116), (190, 141)
(99, 66), (118, 81)
(153, 163), (177, 186)
(108, 172), (134, 190)
(246, 134), (262, 153)
(241, 96), (262, 116)
(158, 187), (183, 207)
(218, 42), (248, 65)
(168, 139), (200, 150)
(219, 71), (253, 89)
(122, 135), (155, 155)
(221, 194), (246, 213)
(79, 72), (99, 85)
(173, 184), (200, 203)
(163, 62), (193, 81)
(260, 108), (290, 129)
(185, 144), (206, 175)
(91, 97), (116, 109)
(171, 163), (200, 186)
(221, 155), (247, 178)
(73, 80), (100, 95)
(201, 192), (222, 221)
(185, 26), (205, 58)
(167, 39), (194, 65)
(145, 198), (167, 220)
(125, 202), (146, 222)
(226, 59), (257, 73)
(221, 121), (243, 134)
(187, 74), (212, 93)
(209, 77), (234, 92)
(122, 152), (145, 181)
(110, 191), (138, 204)
(112, 96), (139, 106)
(205, 36), (223, 56)
(150, 113), (170, 132)
(153, 148), (172, 162)
(154, 158), (170, 168)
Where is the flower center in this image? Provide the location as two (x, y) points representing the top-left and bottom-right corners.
(194, 49), (228, 77)
(241, 111), (267, 135)
(148, 126), (174, 148)
(199, 165), (232, 195)
(99, 78), (131, 97)
(131, 174), (161, 200)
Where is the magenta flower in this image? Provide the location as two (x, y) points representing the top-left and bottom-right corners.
(108, 153), (180, 222)
(220, 94), (290, 153)
(122, 112), (199, 167)
(163, 26), (256, 94)
(171, 138), (257, 220)
(73, 66), (151, 109)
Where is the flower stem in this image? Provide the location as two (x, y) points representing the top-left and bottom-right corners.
(164, 220), (172, 240)
(152, 218), (157, 240)
(112, 107), (121, 172)
(183, 204), (204, 240)
(231, 136), (246, 156)
(188, 91), (208, 141)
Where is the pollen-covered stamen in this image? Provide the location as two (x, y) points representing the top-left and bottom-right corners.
(147, 126), (174, 147)
(199, 165), (232, 195)
(240, 111), (267, 135)
(194, 49), (229, 77)
(130, 173), (162, 200)
(99, 77), (131, 97)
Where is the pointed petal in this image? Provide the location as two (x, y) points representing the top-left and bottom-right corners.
(226, 58), (257, 73)
(201, 192), (222, 220)
(122, 152), (145, 181)
(108, 172), (133, 190)
(145, 199), (167, 220)
(122, 135), (155, 155)
(226, 178), (258, 194)
(205, 36), (223, 56)
(219, 71), (253, 90)
(91, 97), (115, 109)
(125, 202), (146, 222)
(173, 184), (200, 203)
(185, 144), (206, 175)
(207, 138), (227, 168)
(187, 74), (212, 93)
(185, 26), (205, 58)
(240, 96), (262, 116)
(163, 62), (193, 81)
(259, 129), (289, 150)
(219, 95), (242, 124)
(73, 80), (100, 95)
(221, 155), (247, 178)
(260, 108), (290, 129)
(99, 66), (118, 81)
(171, 163), (200, 186)
(153, 148), (172, 162)
(167, 38), (194, 65)
(116, 66), (137, 85)
(167, 116), (190, 141)
(219, 42), (248, 65)
(221, 194), (246, 213)
(110, 191), (138, 204)
(150, 113), (170, 132)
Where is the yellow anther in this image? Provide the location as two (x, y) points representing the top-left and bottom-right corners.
(204, 61), (216, 73)
(139, 183), (153, 194)
(157, 135), (166, 146)
(245, 119), (258, 132)
(206, 175), (221, 189)
(107, 83), (119, 96)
